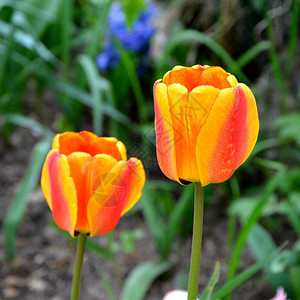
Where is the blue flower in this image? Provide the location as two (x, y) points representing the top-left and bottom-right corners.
(96, 42), (119, 72)
(96, 2), (156, 72)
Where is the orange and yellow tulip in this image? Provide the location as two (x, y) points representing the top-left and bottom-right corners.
(153, 65), (259, 186)
(41, 131), (145, 237)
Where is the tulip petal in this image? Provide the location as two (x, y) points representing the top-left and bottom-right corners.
(58, 132), (87, 155)
(87, 155), (125, 236)
(163, 67), (204, 93)
(237, 83), (260, 162)
(67, 152), (92, 233)
(41, 150), (77, 236)
(196, 86), (259, 186)
(121, 158), (146, 215)
(198, 66), (232, 89)
(90, 137), (126, 160)
(163, 65), (232, 92)
(172, 85), (220, 181)
(153, 81), (180, 183)
(52, 134), (60, 149)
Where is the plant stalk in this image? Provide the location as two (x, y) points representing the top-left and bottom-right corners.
(71, 233), (87, 300)
(187, 183), (204, 300)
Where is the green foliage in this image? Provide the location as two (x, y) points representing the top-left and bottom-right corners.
(120, 261), (170, 300)
(141, 182), (193, 258)
(248, 224), (300, 300)
(214, 245), (286, 300)
(4, 138), (52, 260)
(226, 171), (286, 299)
(199, 262), (220, 300)
(276, 113), (300, 146)
(121, 0), (146, 29)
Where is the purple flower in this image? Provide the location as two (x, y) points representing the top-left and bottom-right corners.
(270, 287), (289, 300)
(96, 42), (119, 72)
(96, 2), (156, 72)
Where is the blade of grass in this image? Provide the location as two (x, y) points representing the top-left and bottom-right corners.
(287, 0), (299, 77)
(113, 38), (147, 123)
(236, 41), (271, 68)
(0, 113), (53, 137)
(59, 0), (73, 115)
(141, 185), (166, 256)
(4, 137), (52, 260)
(43, 74), (136, 129)
(285, 199), (300, 238)
(0, 20), (57, 63)
(265, 12), (287, 113)
(19, 0), (62, 37)
(163, 185), (194, 258)
(213, 244), (286, 300)
(200, 262), (221, 300)
(100, 273), (118, 300)
(227, 176), (240, 249)
(87, 0), (113, 58)
(226, 171), (285, 299)
(78, 54), (104, 135)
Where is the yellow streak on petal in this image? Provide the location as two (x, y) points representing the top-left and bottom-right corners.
(121, 158), (146, 215)
(227, 75), (238, 87)
(116, 141), (127, 161)
(52, 134), (60, 150)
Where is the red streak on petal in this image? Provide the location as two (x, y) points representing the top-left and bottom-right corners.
(48, 152), (74, 233)
(209, 86), (249, 181)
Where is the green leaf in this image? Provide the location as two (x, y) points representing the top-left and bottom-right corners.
(164, 185), (193, 256)
(17, 0), (62, 37)
(120, 261), (170, 300)
(4, 137), (52, 260)
(289, 266), (300, 299)
(121, 0), (146, 29)
(0, 113), (53, 137)
(200, 262), (221, 300)
(140, 186), (166, 255)
(248, 224), (291, 291)
(276, 113), (300, 146)
(213, 245), (286, 299)
(236, 41), (271, 68)
(78, 54), (104, 135)
(227, 172), (285, 282)
(43, 74), (135, 128)
(113, 38), (147, 123)
(0, 20), (56, 63)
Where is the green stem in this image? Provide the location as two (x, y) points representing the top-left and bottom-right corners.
(71, 233), (87, 300)
(188, 183), (204, 300)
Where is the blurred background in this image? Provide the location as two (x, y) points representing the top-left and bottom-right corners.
(0, 0), (300, 299)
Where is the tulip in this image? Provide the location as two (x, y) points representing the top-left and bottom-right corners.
(41, 131), (146, 237)
(153, 65), (259, 186)
(153, 65), (259, 300)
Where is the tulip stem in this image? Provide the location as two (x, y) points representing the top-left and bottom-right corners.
(187, 183), (204, 300)
(71, 233), (87, 300)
